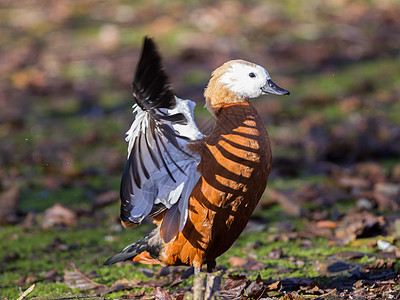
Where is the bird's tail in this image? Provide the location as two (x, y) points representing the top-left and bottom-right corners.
(104, 228), (162, 265)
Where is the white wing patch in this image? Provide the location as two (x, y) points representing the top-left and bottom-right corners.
(124, 97), (203, 242)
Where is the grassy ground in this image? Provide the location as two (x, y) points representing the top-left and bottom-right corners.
(1, 0), (400, 299)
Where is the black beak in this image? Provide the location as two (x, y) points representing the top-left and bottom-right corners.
(261, 79), (290, 95)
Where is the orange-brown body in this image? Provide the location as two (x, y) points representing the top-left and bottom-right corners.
(155, 101), (272, 269)
(105, 40), (289, 273)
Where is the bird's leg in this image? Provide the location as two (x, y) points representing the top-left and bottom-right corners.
(193, 267), (205, 300)
(206, 260), (216, 273)
(194, 267), (201, 276)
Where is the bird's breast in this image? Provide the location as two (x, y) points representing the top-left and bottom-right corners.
(161, 102), (272, 267)
(189, 102), (272, 260)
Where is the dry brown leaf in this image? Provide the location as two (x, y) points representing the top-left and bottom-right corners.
(42, 203), (77, 228)
(266, 280), (281, 291)
(219, 275), (248, 299)
(244, 279), (265, 298)
(93, 190), (119, 208)
(268, 248), (283, 259)
(64, 264), (105, 291)
(316, 220), (337, 229)
(228, 256), (267, 271)
(306, 222), (333, 238)
(169, 267), (193, 287)
(335, 211), (385, 245)
(266, 189), (303, 217)
(228, 256), (246, 267)
(373, 191), (399, 211)
(139, 278), (170, 288)
(0, 185), (19, 224)
(94, 278), (141, 295)
(121, 290), (146, 299)
(153, 287), (172, 300)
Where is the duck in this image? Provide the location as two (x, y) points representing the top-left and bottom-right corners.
(105, 37), (290, 276)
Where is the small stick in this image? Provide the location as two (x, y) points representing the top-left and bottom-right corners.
(205, 271), (223, 300)
(17, 284), (35, 300)
(193, 272), (206, 300)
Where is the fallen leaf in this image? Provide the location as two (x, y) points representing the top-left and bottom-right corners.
(64, 264), (106, 291)
(45, 237), (71, 252)
(373, 191), (399, 211)
(363, 258), (394, 270)
(0, 185), (19, 224)
(169, 266), (193, 287)
(306, 222), (333, 238)
(266, 280), (281, 291)
(174, 294), (185, 300)
(228, 256), (246, 267)
(354, 280), (365, 288)
(219, 275), (248, 299)
(301, 284), (324, 295)
(94, 278), (141, 296)
(335, 211), (385, 245)
(266, 189), (303, 217)
(41, 269), (59, 283)
(93, 190), (119, 208)
(268, 248), (283, 259)
(14, 274), (37, 287)
(316, 220), (337, 229)
(121, 290), (146, 299)
(153, 287), (172, 300)
(42, 203), (77, 228)
(228, 256), (267, 271)
(244, 279), (265, 298)
(139, 278), (170, 288)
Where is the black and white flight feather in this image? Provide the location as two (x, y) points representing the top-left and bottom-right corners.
(120, 37), (202, 242)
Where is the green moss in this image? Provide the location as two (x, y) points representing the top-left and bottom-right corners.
(19, 187), (89, 212)
(0, 222), (157, 299)
(268, 175), (329, 190)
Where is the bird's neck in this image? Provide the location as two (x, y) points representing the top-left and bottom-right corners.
(204, 78), (246, 117)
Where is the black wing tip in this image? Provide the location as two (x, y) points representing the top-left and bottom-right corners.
(132, 36), (176, 110)
(141, 36), (158, 60)
(143, 36), (156, 49)
(103, 257), (114, 266)
(103, 253), (127, 266)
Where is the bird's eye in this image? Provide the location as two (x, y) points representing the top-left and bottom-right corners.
(249, 72), (256, 78)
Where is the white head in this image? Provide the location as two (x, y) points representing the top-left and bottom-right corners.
(204, 59), (289, 115)
(219, 60), (290, 99)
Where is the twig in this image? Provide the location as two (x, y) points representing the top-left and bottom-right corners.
(17, 284), (35, 300)
(193, 272), (206, 300)
(204, 271), (223, 300)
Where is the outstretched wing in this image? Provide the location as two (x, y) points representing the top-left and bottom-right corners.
(120, 37), (203, 243)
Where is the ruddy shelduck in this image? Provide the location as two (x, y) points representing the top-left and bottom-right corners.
(105, 37), (290, 275)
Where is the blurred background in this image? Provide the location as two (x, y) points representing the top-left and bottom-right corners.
(1, 0), (400, 298)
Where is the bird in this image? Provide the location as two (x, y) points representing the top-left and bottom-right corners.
(104, 37), (290, 276)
